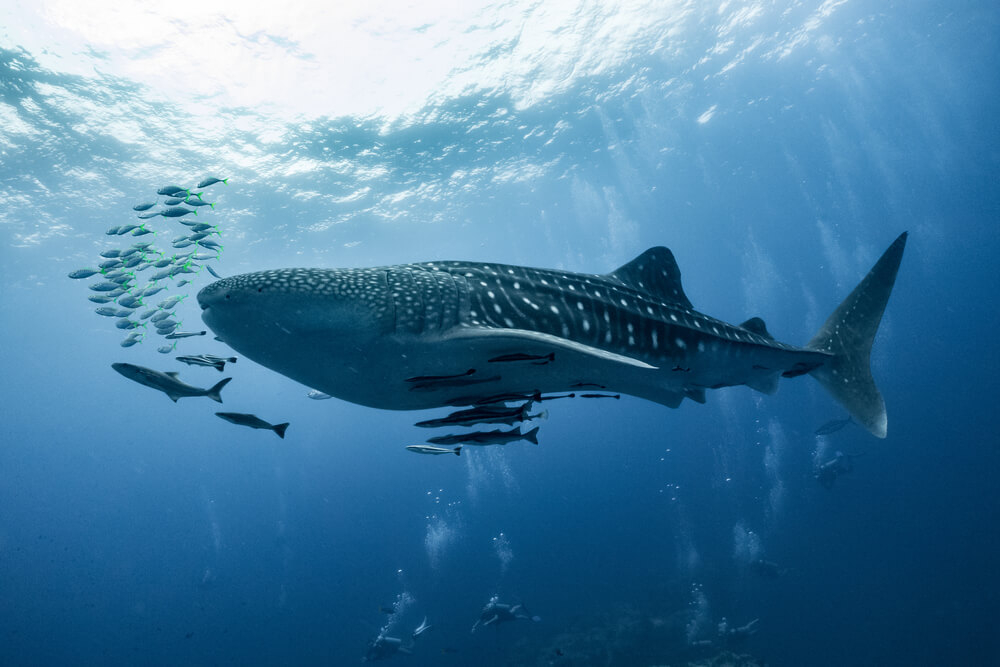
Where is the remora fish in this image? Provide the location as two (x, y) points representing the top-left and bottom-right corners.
(427, 426), (539, 446)
(165, 330), (207, 339)
(176, 354), (237, 372)
(215, 412), (289, 438)
(414, 403), (541, 428)
(814, 416), (853, 436)
(197, 233), (908, 438)
(406, 444), (462, 456)
(111, 362), (231, 402)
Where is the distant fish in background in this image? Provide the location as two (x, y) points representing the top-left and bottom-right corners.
(307, 390), (333, 400)
(197, 176), (228, 188)
(206, 265), (223, 279)
(137, 212), (161, 220)
(814, 416), (853, 436)
(215, 412), (289, 439)
(185, 199), (214, 209)
(164, 197), (186, 205)
(132, 202), (156, 211)
(112, 362), (230, 402)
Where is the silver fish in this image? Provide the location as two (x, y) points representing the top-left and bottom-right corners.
(162, 207), (196, 218)
(112, 362), (230, 402)
(69, 268), (100, 279)
(156, 185), (187, 196)
(197, 177), (228, 188)
(117, 295), (143, 309)
(158, 295), (185, 310)
(215, 412), (288, 438)
(133, 202), (156, 211)
(406, 444), (462, 456)
(120, 334), (142, 347)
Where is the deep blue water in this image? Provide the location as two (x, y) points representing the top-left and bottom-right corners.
(1, 2), (998, 665)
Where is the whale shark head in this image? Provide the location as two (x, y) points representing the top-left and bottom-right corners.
(198, 268), (396, 395)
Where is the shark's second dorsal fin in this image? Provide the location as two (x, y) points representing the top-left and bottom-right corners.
(739, 317), (774, 340)
(608, 247), (692, 309)
(165, 371), (180, 378)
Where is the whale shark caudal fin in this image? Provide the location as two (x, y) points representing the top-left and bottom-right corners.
(272, 422), (290, 439)
(206, 377), (232, 403)
(805, 232), (907, 438)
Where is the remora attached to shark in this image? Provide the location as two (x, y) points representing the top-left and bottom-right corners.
(197, 233), (907, 437)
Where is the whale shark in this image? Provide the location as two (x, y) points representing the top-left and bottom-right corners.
(197, 233), (907, 437)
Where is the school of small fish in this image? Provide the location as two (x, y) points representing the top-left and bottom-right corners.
(68, 177), (228, 350)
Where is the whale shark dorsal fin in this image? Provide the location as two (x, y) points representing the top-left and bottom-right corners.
(739, 317), (774, 340)
(608, 247), (692, 309)
(165, 371), (180, 378)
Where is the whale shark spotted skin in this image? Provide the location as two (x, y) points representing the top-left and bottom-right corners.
(198, 234), (907, 437)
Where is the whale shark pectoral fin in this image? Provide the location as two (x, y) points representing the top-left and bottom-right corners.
(448, 328), (658, 370)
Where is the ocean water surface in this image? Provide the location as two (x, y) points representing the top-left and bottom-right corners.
(1, 1), (998, 665)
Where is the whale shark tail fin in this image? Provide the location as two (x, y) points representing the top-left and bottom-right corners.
(273, 423), (290, 439)
(805, 233), (907, 438)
